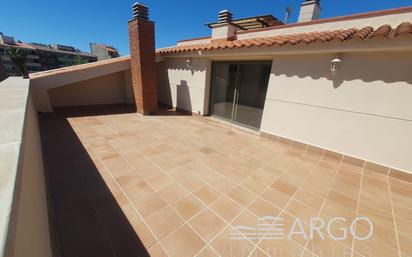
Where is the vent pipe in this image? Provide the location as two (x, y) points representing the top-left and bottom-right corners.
(284, 6), (292, 24)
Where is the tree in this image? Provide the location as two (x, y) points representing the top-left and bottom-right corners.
(5, 47), (28, 78)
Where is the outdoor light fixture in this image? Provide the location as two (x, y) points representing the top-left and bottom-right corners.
(186, 58), (192, 68)
(330, 55), (342, 75)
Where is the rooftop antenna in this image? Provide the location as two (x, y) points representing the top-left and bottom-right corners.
(284, 6), (292, 24)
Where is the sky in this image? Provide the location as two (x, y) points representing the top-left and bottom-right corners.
(1, 0), (411, 55)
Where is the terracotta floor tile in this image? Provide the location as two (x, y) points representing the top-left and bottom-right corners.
(158, 182), (188, 204)
(193, 185), (221, 206)
(249, 247), (270, 257)
(293, 188), (324, 211)
(193, 166), (221, 183)
(277, 212), (310, 246)
(356, 217), (398, 250)
(189, 209), (226, 242)
(389, 183), (412, 208)
(161, 224), (205, 257)
(132, 222), (156, 249)
(177, 174), (205, 192)
(259, 237), (305, 257)
(321, 200), (356, 223)
(146, 173), (175, 191)
(210, 226), (256, 257)
(132, 193), (168, 218)
(300, 180), (330, 198)
(285, 200), (319, 225)
(277, 173), (306, 188)
(224, 169), (250, 184)
(327, 190), (358, 211)
(358, 203), (395, 229)
(271, 179), (298, 197)
(148, 243), (168, 257)
(260, 187), (291, 209)
(360, 190), (392, 211)
(145, 206), (184, 240)
(248, 198), (281, 218)
(115, 172), (143, 189)
(123, 181), (155, 201)
(331, 180), (359, 200)
(111, 190), (130, 206)
(241, 177), (267, 195)
(317, 214), (353, 248)
(172, 195), (204, 220)
(120, 203), (141, 225)
(251, 170), (279, 186)
(395, 217), (412, 238)
(231, 210), (258, 236)
(398, 232), (412, 256)
(210, 175), (238, 193)
(306, 236), (352, 257)
(226, 186), (257, 208)
(210, 196), (243, 223)
(196, 246), (220, 257)
(354, 236), (399, 257)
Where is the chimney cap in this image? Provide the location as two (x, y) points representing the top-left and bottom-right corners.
(132, 2), (148, 8)
(219, 9), (231, 14)
(302, 0), (320, 4)
(218, 9), (233, 23)
(132, 2), (149, 20)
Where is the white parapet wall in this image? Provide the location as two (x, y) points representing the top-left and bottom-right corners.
(0, 77), (52, 257)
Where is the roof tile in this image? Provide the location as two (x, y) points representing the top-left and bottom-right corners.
(158, 22), (412, 55)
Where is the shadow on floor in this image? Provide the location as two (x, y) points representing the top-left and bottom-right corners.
(155, 103), (194, 116)
(39, 105), (150, 257)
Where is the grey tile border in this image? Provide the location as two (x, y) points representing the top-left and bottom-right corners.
(259, 131), (412, 183)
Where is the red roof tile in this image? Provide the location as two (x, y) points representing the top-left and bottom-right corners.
(158, 22), (412, 55)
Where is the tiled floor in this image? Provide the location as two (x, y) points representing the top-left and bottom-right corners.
(40, 105), (412, 257)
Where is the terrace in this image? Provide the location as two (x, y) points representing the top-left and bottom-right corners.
(1, 2), (412, 257)
(39, 104), (410, 257)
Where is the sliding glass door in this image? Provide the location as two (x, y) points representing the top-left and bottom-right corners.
(210, 61), (271, 130)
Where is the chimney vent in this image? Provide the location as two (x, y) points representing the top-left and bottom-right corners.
(218, 10), (233, 23)
(132, 2), (149, 20)
(298, 0), (320, 23)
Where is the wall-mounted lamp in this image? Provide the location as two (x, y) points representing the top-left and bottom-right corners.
(186, 58), (192, 68)
(330, 55), (342, 76)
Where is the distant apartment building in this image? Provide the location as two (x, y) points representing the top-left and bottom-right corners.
(0, 32), (98, 76)
(90, 43), (120, 61)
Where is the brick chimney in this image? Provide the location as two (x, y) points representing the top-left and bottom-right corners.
(211, 10), (237, 43)
(298, 0), (320, 22)
(128, 2), (157, 115)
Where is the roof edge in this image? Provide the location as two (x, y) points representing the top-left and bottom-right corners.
(29, 56), (130, 79)
(177, 36), (211, 43)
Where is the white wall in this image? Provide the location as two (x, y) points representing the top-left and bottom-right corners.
(48, 71), (127, 107)
(30, 56), (131, 112)
(237, 10), (412, 40)
(261, 52), (412, 172)
(157, 58), (210, 114)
